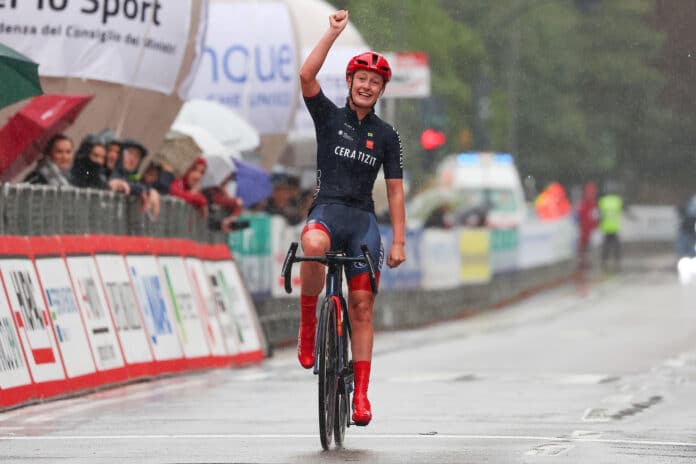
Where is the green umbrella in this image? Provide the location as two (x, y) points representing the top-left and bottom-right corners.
(0, 43), (44, 109)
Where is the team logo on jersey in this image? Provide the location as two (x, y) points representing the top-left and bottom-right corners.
(338, 129), (354, 142)
(366, 132), (374, 150)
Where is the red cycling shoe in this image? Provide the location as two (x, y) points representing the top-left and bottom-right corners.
(352, 361), (372, 425)
(298, 296), (317, 369)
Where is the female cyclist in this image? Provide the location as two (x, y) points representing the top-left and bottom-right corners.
(297, 9), (406, 426)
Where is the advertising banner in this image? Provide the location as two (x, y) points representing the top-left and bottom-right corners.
(186, 257), (238, 356)
(125, 255), (182, 361)
(0, 0), (193, 94)
(0, 275), (33, 401)
(0, 258), (64, 383)
(65, 256), (125, 372)
(157, 256), (211, 359)
(489, 228), (518, 274)
(34, 257), (96, 379)
(459, 228), (491, 283)
(271, 218), (302, 298)
(94, 254), (152, 365)
(518, 219), (555, 269)
(379, 226), (422, 290)
(205, 260), (263, 353)
(383, 52), (431, 99)
(421, 229), (461, 289)
(228, 214), (274, 297)
(188, 1), (297, 134)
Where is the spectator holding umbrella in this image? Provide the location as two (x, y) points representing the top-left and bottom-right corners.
(23, 134), (74, 186)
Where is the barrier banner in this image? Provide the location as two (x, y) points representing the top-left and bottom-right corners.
(379, 227), (422, 290)
(228, 214), (273, 297)
(31, 238), (97, 382)
(204, 260), (263, 355)
(271, 219), (302, 298)
(188, 1), (297, 134)
(178, 247), (227, 357)
(186, 256), (239, 357)
(0, 261), (34, 408)
(94, 253), (153, 367)
(518, 220), (555, 269)
(0, 238), (65, 384)
(459, 228), (491, 283)
(0, 1), (193, 94)
(421, 229), (462, 289)
(125, 254), (183, 361)
(489, 228), (518, 274)
(157, 253), (212, 360)
(62, 248), (125, 373)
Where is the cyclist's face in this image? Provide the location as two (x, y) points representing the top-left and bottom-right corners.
(348, 70), (385, 108)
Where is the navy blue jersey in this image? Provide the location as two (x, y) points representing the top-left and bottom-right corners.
(304, 89), (403, 212)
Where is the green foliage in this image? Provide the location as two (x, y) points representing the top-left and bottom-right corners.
(327, 0), (675, 198)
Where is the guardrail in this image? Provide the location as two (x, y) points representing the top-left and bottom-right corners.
(0, 183), (226, 243)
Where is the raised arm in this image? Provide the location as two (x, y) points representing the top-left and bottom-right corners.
(299, 10), (349, 98)
(385, 178), (406, 268)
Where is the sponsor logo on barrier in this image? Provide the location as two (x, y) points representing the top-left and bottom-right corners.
(10, 271), (45, 332)
(105, 281), (142, 331)
(0, 316), (24, 373)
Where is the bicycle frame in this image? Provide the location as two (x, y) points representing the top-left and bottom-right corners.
(313, 253), (349, 376)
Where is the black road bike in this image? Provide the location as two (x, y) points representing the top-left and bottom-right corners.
(281, 242), (377, 450)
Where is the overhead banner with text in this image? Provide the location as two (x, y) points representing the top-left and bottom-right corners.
(187, 1), (297, 134)
(0, 0), (193, 94)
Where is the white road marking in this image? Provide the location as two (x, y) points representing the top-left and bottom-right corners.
(0, 433), (694, 448)
(12, 379), (207, 425)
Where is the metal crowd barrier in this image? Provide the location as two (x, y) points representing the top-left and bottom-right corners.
(0, 183), (227, 244)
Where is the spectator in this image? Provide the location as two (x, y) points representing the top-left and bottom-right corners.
(110, 139), (160, 218)
(169, 157), (208, 212)
(424, 203), (453, 229)
(71, 139), (129, 192)
(202, 174), (244, 218)
(105, 142), (121, 177)
(576, 181), (599, 267)
(140, 161), (175, 195)
(202, 174), (247, 232)
(24, 134), (74, 186)
(598, 186), (624, 271)
(266, 175), (304, 224)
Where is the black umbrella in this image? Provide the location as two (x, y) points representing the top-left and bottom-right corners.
(0, 43), (43, 109)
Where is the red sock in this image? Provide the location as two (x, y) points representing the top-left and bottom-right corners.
(301, 294), (318, 316)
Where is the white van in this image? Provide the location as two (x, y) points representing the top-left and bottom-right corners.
(407, 152), (527, 229)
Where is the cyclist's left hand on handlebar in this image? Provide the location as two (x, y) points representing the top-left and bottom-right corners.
(386, 243), (406, 268)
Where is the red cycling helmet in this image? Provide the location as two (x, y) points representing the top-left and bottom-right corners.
(346, 52), (392, 83)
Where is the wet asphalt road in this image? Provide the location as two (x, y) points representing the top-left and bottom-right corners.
(2, 254), (696, 463)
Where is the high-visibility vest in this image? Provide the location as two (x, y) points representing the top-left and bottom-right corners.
(598, 194), (623, 234)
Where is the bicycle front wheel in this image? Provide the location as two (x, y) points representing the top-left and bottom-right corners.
(334, 332), (351, 448)
(318, 296), (338, 450)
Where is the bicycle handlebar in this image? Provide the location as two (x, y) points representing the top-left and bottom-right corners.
(280, 242), (378, 294)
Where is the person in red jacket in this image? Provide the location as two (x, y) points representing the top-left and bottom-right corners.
(577, 181), (599, 267)
(169, 157), (208, 212)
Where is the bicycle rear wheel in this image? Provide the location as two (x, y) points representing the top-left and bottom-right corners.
(318, 297), (338, 450)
